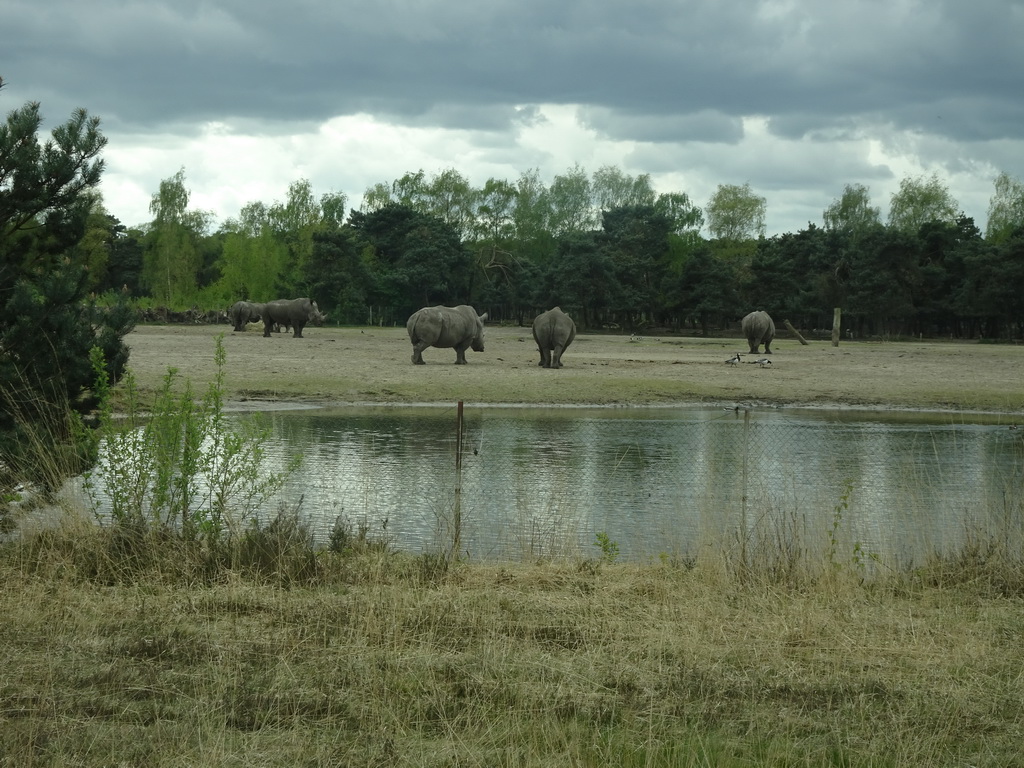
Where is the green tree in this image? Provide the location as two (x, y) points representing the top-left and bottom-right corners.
(269, 178), (321, 296)
(957, 230), (1024, 338)
(846, 227), (920, 335)
(214, 201), (288, 304)
(887, 173), (959, 233)
(670, 246), (739, 336)
(749, 225), (837, 327)
(0, 99), (134, 488)
(985, 171), (1024, 244)
(705, 183), (766, 241)
(360, 181), (393, 213)
(102, 220), (144, 296)
(305, 228), (370, 324)
(349, 204), (469, 318)
(600, 205), (672, 326)
(914, 217), (978, 337)
(541, 232), (615, 328)
(472, 178), (520, 307)
(391, 170), (429, 209)
(70, 193), (113, 293)
(823, 183), (881, 235)
(548, 164), (596, 236)
(425, 168), (477, 241)
(513, 168), (554, 265)
(591, 166), (656, 211)
(320, 190), (348, 231)
(143, 168), (211, 305)
(654, 191), (704, 240)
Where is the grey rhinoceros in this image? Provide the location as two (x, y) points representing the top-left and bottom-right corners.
(228, 300), (264, 332)
(532, 307), (576, 369)
(741, 310), (775, 354)
(407, 305), (487, 364)
(261, 298), (325, 338)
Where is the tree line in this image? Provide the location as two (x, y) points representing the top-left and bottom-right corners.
(89, 163), (1024, 340)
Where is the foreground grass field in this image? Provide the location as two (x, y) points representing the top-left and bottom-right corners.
(3, 516), (1024, 767)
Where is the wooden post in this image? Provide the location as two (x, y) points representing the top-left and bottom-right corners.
(783, 320), (809, 345)
(740, 408), (750, 571)
(453, 401), (464, 559)
(832, 308), (842, 347)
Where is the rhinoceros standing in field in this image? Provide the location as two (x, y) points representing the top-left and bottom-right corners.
(741, 310), (775, 354)
(228, 300), (265, 332)
(261, 298), (325, 338)
(532, 307), (576, 369)
(407, 305), (488, 364)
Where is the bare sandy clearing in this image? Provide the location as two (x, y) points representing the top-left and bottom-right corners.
(121, 323), (1024, 414)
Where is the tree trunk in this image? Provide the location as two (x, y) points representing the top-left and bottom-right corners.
(831, 308), (842, 347)
(783, 320), (809, 345)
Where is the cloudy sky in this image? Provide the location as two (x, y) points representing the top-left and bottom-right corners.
(4, 0), (1022, 236)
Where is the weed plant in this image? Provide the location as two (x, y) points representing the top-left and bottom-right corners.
(83, 335), (300, 544)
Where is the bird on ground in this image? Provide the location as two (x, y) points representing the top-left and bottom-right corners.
(754, 358), (772, 367)
(725, 353), (742, 365)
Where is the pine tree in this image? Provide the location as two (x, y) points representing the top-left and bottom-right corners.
(1, 95), (134, 489)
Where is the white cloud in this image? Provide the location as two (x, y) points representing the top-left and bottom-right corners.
(96, 104), (1003, 235)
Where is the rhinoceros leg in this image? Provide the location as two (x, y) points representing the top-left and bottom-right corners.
(454, 343), (470, 364)
(538, 346), (551, 367)
(550, 344), (565, 368)
(411, 343), (428, 364)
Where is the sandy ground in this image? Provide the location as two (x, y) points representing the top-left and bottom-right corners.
(119, 322), (1024, 415)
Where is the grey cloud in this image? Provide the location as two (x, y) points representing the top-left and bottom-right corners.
(580, 107), (744, 144)
(4, 0), (1022, 145)
(4, 0), (1022, 238)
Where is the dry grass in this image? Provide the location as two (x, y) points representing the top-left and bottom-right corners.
(3, 516), (1024, 767)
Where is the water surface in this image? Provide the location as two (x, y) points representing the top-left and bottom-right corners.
(258, 405), (1024, 564)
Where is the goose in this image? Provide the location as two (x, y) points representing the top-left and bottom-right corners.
(754, 357), (772, 367)
(725, 353), (742, 365)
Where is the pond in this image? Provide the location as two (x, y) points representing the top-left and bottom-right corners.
(253, 404), (1024, 565)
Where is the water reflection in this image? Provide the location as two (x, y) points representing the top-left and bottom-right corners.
(256, 405), (1024, 564)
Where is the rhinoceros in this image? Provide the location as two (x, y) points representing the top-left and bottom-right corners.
(261, 298), (325, 338)
(228, 300), (264, 332)
(407, 305), (488, 364)
(532, 307), (576, 369)
(741, 310), (775, 354)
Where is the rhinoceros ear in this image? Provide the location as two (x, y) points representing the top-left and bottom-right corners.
(479, 313), (489, 322)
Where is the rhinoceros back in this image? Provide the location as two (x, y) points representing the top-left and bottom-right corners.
(408, 305), (482, 347)
(741, 310), (775, 353)
(742, 310), (775, 342)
